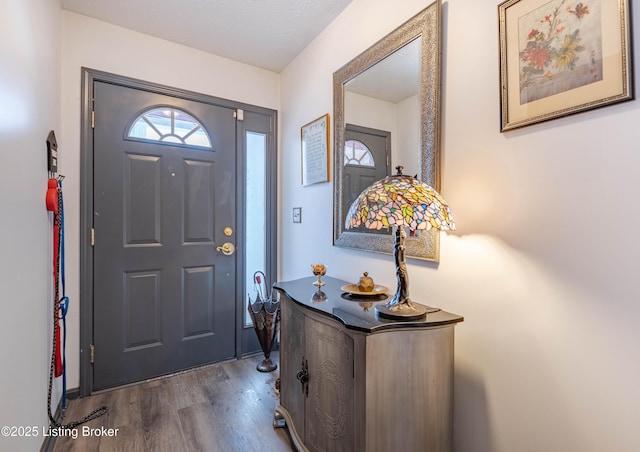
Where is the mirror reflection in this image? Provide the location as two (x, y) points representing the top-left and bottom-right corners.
(342, 38), (421, 234)
(333, 2), (442, 261)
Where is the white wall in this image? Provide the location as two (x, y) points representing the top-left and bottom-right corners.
(60, 11), (281, 389)
(280, 0), (640, 451)
(396, 94), (420, 177)
(0, 0), (61, 451)
(346, 91), (422, 176)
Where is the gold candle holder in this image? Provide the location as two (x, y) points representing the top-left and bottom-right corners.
(311, 263), (326, 286)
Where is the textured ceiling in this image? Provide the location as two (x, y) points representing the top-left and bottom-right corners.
(61, 0), (353, 73)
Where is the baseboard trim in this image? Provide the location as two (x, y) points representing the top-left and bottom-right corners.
(38, 387), (80, 452)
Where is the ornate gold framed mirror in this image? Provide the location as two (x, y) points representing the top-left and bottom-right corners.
(333, 1), (442, 261)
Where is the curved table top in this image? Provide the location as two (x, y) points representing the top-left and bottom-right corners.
(273, 276), (463, 334)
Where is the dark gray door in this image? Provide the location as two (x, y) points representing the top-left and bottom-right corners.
(343, 124), (390, 232)
(93, 81), (237, 390)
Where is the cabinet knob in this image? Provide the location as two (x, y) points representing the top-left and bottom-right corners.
(296, 369), (309, 385)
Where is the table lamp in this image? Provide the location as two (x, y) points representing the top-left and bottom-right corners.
(345, 166), (455, 320)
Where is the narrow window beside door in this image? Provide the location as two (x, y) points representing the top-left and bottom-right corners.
(244, 131), (267, 326)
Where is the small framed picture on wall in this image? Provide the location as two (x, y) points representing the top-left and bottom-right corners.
(301, 114), (330, 186)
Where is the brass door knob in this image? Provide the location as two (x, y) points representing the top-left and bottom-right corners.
(216, 242), (235, 256)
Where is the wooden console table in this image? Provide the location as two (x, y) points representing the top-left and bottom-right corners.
(273, 276), (463, 452)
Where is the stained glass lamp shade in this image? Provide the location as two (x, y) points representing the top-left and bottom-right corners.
(345, 169), (455, 320)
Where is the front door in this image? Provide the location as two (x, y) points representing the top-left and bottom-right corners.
(92, 81), (237, 390)
(343, 124), (390, 233)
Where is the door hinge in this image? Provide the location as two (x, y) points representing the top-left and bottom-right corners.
(235, 109), (244, 121)
(90, 344), (95, 364)
(91, 228), (95, 246)
(91, 110), (95, 129)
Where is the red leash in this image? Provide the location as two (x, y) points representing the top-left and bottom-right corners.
(46, 178), (62, 377)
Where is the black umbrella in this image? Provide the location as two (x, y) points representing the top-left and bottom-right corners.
(247, 271), (280, 372)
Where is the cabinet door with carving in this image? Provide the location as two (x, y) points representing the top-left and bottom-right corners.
(305, 316), (354, 451)
(280, 297), (307, 437)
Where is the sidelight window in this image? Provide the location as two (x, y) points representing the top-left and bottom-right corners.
(127, 107), (212, 148)
(244, 131), (267, 327)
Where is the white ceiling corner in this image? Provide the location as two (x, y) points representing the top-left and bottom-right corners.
(61, 0), (353, 73)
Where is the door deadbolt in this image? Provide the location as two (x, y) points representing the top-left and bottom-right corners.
(216, 242), (235, 256)
(223, 227), (233, 236)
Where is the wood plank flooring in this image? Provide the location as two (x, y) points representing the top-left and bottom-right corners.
(53, 353), (294, 451)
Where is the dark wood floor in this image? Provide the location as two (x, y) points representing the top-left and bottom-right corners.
(53, 353), (295, 451)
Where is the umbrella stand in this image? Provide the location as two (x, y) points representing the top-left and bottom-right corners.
(247, 271), (280, 372)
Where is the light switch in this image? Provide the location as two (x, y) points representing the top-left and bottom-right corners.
(293, 207), (302, 223)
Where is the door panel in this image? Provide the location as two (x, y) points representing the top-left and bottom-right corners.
(184, 160), (215, 243)
(306, 315), (354, 451)
(123, 270), (161, 350)
(124, 153), (162, 245)
(93, 81), (237, 390)
(182, 265), (215, 338)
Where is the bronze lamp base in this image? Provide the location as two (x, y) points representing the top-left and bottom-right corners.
(375, 227), (440, 321)
(375, 301), (427, 320)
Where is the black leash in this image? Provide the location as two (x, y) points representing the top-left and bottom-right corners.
(47, 177), (107, 428)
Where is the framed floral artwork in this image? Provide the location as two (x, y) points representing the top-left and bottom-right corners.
(498, 0), (632, 131)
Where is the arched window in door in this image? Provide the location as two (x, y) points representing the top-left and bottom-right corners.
(127, 107), (212, 148)
(344, 139), (375, 167)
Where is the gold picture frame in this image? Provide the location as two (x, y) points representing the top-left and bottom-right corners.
(301, 114), (330, 186)
(499, 0), (632, 131)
